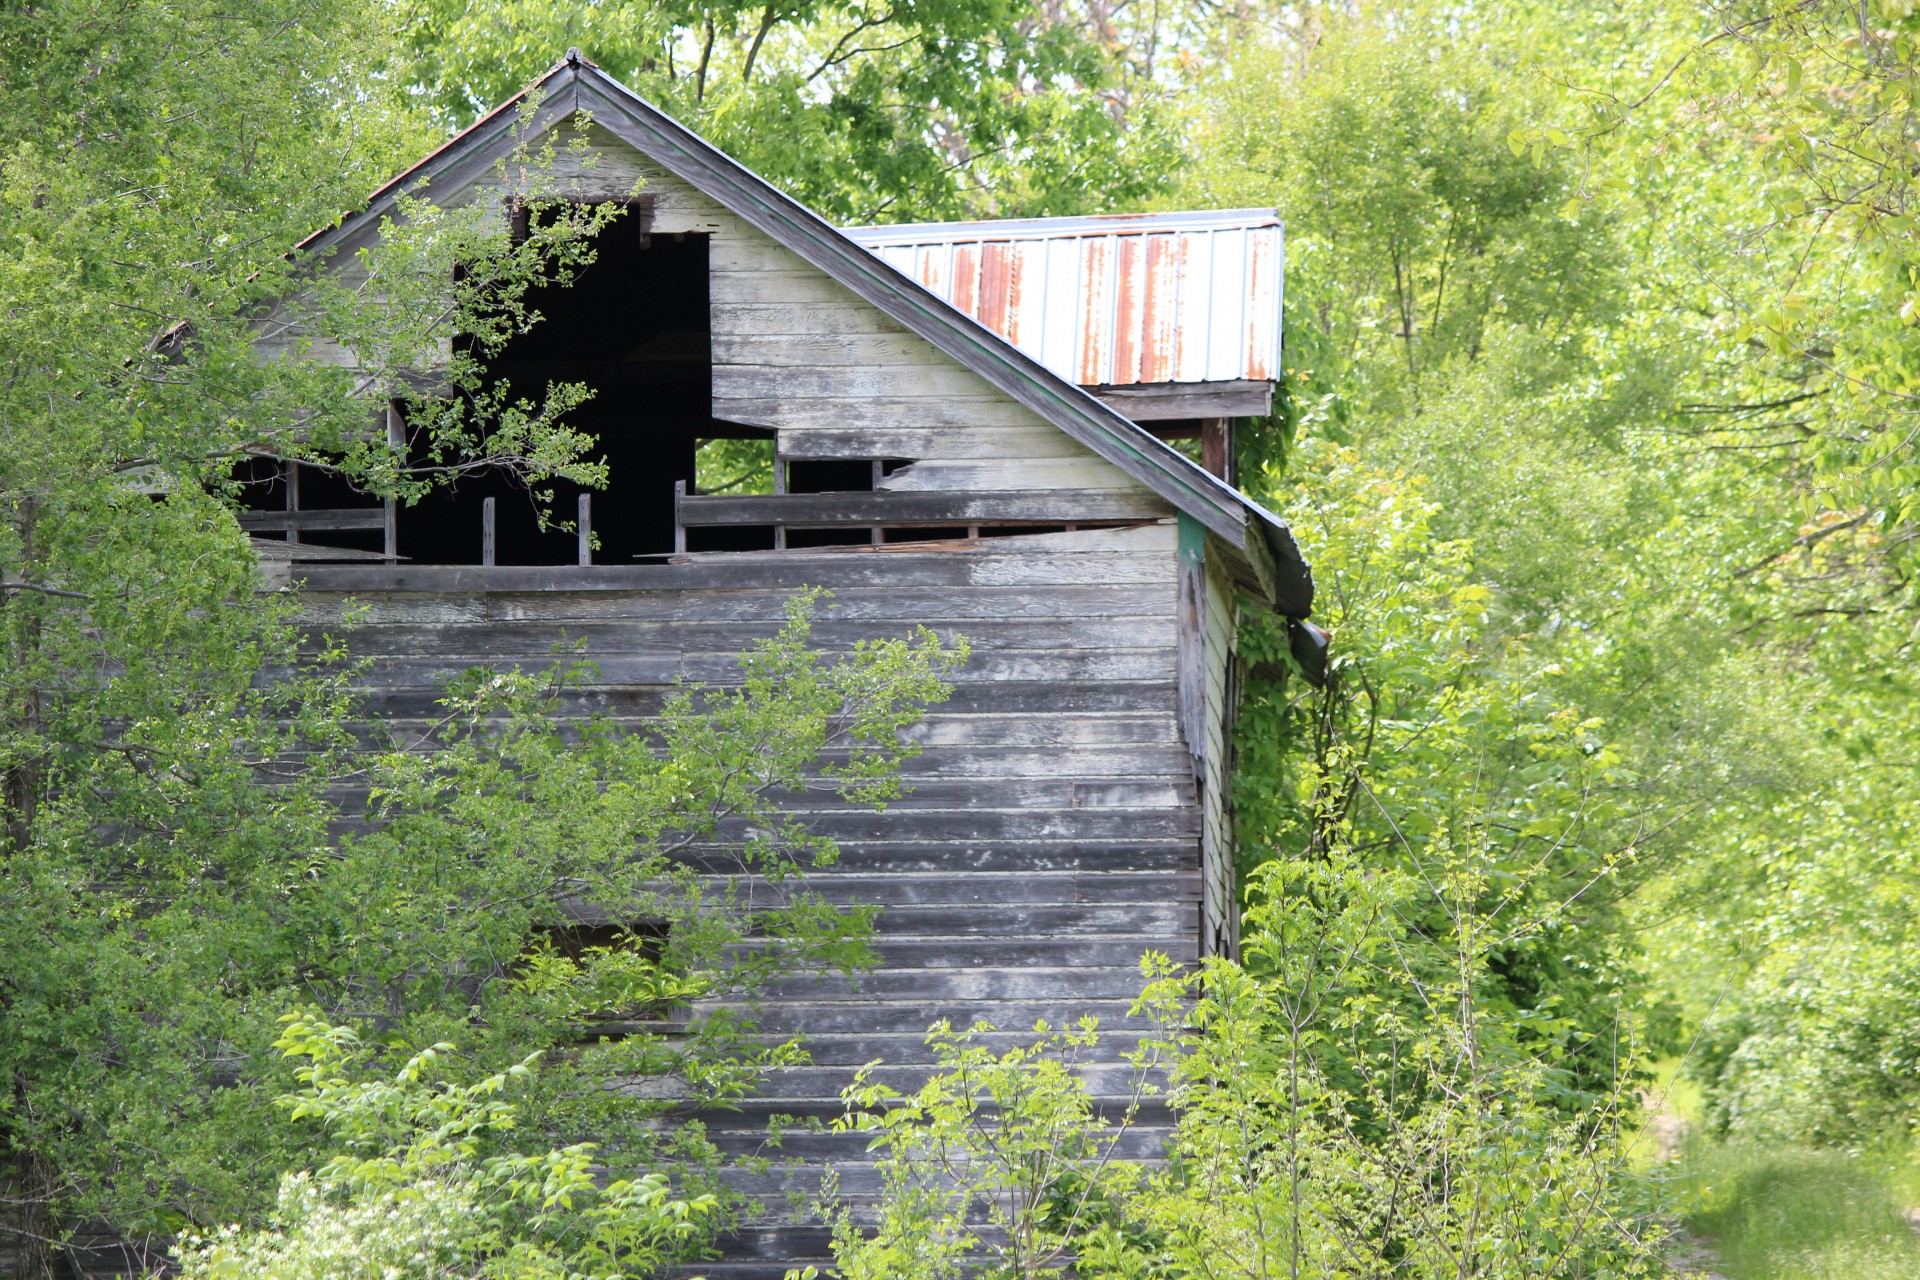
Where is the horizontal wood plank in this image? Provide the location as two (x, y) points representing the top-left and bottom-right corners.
(293, 545), (1177, 593)
(876, 456), (1137, 493)
(710, 301), (911, 337)
(295, 582), (1175, 626)
(677, 489), (1171, 527)
(714, 361), (999, 402)
(1091, 378), (1275, 421)
(773, 425), (1088, 461)
(315, 614), (1177, 658)
(238, 507), (385, 532)
(724, 397), (1048, 431)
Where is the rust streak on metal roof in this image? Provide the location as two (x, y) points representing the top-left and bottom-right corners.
(845, 209), (1283, 391)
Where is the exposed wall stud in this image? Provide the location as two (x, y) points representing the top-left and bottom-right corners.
(1200, 417), (1233, 481)
(481, 497), (496, 566)
(284, 460), (301, 546)
(384, 401), (404, 562)
(772, 452), (787, 551)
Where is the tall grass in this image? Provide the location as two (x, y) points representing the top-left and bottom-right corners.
(1673, 1143), (1920, 1280)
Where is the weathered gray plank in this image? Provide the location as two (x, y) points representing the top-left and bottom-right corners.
(709, 332), (946, 368)
(736, 399), (1050, 432)
(674, 840), (1197, 875)
(710, 301), (911, 337)
(1090, 378), (1274, 421)
(238, 507), (385, 532)
(316, 615), (1177, 657)
(758, 966), (1165, 1001)
(875, 457), (1137, 493)
(725, 870), (1201, 906)
(344, 679), (1181, 719)
(292, 546), (1176, 593)
(699, 807), (1200, 843)
(294, 582), (1175, 626)
(772, 425), (1089, 461)
(716, 362), (1002, 402)
(733, 995), (1167, 1034)
(676, 489), (1170, 527)
(339, 647), (1176, 689)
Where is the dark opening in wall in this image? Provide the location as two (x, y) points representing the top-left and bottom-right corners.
(776, 458), (893, 548)
(229, 456), (386, 555)
(389, 219), (763, 564)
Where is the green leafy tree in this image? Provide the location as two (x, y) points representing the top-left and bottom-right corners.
(175, 1013), (715, 1280)
(1545, 0), (1920, 582)
(1100, 846), (1659, 1280)
(815, 1020), (1154, 1280)
(812, 864), (1659, 1280)
(1235, 442), (1650, 1099)
(395, 0), (1186, 222)
(0, 2), (973, 1263)
(1186, 3), (1618, 427)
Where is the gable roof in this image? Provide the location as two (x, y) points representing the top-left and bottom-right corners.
(299, 51), (1312, 617)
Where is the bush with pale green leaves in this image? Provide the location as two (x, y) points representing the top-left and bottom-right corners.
(175, 1013), (715, 1280)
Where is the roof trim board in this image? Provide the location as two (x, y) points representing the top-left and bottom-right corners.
(296, 53), (1312, 617)
(845, 208), (1282, 242)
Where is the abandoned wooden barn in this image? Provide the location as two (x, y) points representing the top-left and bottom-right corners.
(239, 50), (1316, 1277)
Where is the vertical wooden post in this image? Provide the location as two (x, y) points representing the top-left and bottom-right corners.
(384, 401), (404, 563)
(481, 497), (496, 566)
(577, 493), (592, 566)
(772, 453), (787, 551)
(673, 481), (687, 555)
(870, 459), (884, 544)
(1199, 417), (1233, 481)
(284, 461), (301, 546)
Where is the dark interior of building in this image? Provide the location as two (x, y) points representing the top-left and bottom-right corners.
(238, 214), (806, 564)
(398, 222), (737, 565)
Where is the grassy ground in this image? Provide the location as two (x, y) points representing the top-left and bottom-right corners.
(1668, 1142), (1920, 1279)
(1628, 1060), (1920, 1278)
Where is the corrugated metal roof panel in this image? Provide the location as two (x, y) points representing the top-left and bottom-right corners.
(843, 209), (1283, 388)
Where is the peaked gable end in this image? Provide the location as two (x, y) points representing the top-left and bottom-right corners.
(299, 53), (1310, 615)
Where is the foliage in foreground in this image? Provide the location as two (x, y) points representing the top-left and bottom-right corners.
(783, 438), (1666, 1279)
(177, 1014), (715, 1280)
(1190, 0), (1920, 1154)
(2, 583), (959, 1257)
(810, 836), (1659, 1280)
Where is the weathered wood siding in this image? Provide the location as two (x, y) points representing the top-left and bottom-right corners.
(296, 528), (1197, 1276)
(1201, 545), (1240, 958)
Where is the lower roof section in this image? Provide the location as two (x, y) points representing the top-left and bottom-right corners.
(845, 210), (1283, 394)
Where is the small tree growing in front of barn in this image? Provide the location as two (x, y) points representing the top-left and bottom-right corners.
(814, 1018), (1157, 1280)
(175, 1014), (717, 1280)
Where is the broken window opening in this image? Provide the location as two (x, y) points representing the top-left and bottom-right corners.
(395, 218), (719, 565)
(694, 436), (776, 495)
(520, 917), (683, 1042)
(785, 458), (879, 494)
(232, 212), (745, 566)
(229, 455), (392, 561)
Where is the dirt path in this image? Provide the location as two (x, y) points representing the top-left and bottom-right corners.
(1638, 1089), (1731, 1279)
(1666, 1231), (1730, 1279)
